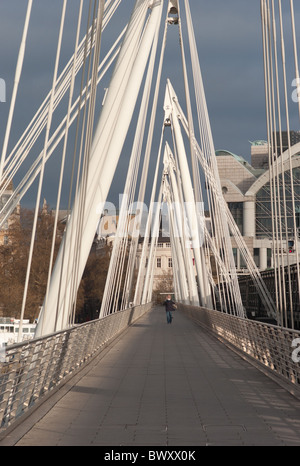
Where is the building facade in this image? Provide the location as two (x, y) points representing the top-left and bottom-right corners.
(216, 135), (300, 272)
(136, 236), (173, 296)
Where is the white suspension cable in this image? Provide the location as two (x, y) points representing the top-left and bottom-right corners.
(18, 0), (68, 341)
(183, 0), (244, 316)
(36, 0), (162, 336)
(65, 0), (105, 328)
(44, 0), (85, 329)
(134, 127), (165, 306)
(278, 0), (300, 327)
(0, 0), (123, 207)
(290, 0), (300, 122)
(0, 0), (33, 183)
(0, 26), (126, 231)
(123, 2), (169, 306)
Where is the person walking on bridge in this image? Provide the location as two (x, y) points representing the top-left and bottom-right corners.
(163, 294), (176, 324)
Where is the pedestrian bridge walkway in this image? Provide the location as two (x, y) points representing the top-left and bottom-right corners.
(2, 305), (300, 446)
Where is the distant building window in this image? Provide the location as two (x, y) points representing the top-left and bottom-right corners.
(228, 202), (243, 235)
(168, 258), (172, 268)
(157, 243), (164, 248)
(267, 248), (272, 268)
(157, 257), (161, 268)
(0, 78), (6, 103)
(240, 255), (247, 269)
(232, 248), (237, 267)
(253, 248), (260, 267)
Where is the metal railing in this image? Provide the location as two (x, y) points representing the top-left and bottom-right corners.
(179, 304), (300, 392)
(0, 303), (152, 435)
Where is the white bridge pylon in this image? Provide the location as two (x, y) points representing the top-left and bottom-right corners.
(163, 81), (212, 309)
(36, 0), (164, 336)
(0, 0), (277, 338)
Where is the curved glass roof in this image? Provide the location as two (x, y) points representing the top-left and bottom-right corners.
(215, 149), (264, 177)
(216, 149), (254, 168)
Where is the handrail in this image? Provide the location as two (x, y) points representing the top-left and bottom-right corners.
(179, 304), (300, 393)
(0, 303), (152, 435)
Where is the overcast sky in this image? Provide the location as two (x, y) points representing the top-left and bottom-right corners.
(0, 0), (299, 208)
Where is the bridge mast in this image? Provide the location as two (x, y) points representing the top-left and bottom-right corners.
(36, 0), (164, 336)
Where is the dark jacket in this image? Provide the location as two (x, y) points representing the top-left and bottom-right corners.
(163, 299), (175, 312)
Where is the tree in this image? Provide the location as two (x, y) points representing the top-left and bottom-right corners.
(0, 206), (122, 325)
(151, 271), (174, 304)
(0, 207), (64, 322)
(75, 243), (111, 322)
